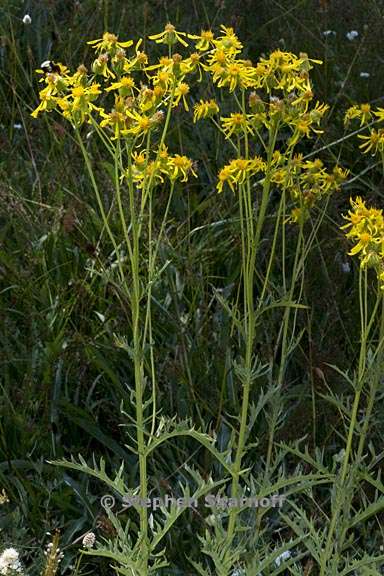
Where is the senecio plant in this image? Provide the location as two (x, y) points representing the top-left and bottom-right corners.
(31, 23), (384, 575)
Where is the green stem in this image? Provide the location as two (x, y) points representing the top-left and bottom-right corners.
(126, 149), (148, 560)
(265, 217), (304, 476)
(320, 267), (369, 575)
(227, 110), (279, 543)
(74, 129), (127, 289)
(356, 293), (384, 463)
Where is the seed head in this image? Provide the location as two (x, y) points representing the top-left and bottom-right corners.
(82, 532), (96, 549)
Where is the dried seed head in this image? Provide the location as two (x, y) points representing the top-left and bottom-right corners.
(150, 110), (165, 125)
(82, 532), (96, 549)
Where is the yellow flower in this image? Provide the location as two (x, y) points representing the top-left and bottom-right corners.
(349, 232), (372, 256)
(256, 50), (320, 95)
(220, 113), (253, 138)
(92, 53), (115, 78)
(88, 32), (133, 54)
(193, 99), (219, 122)
(217, 165), (234, 193)
(71, 84), (100, 106)
(344, 103), (372, 126)
(99, 108), (127, 138)
(290, 207), (307, 223)
(359, 103), (372, 124)
(216, 156), (266, 192)
(153, 70), (172, 91)
(105, 76), (135, 94)
(173, 82), (190, 111)
(302, 101), (329, 125)
(214, 26), (243, 55)
(188, 29), (215, 51)
(373, 107), (384, 122)
(179, 53), (203, 81)
(205, 58), (256, 92)
(167, 154), (197, 181)
(31, 88), (57, 118)
(288, 113), (323, 147)
(123, 110), (153, 138)
(149, 23), (188, 47)
(123, 40), (149, 72)
(127, 151), (165, 188)
(323, 165), (349, 191)
(137, 88), (155, 113)
(341, 196), (384, 272)
(358, 129), (384, 154)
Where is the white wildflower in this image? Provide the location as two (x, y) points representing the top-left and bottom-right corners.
(341, 261), (351, 273)
(148, 513), (154, 531)
(360, 72), (370, 78)
(0, 489), (9, 504)
(13, 124), (22, 130)
(82, 532), (96, 549)
(334, 448), (346, 463)
(22, 14), (32, 25)
(0, 548), (23, 575)
(275, 550), (291, 567)
(323, 30), (336, 37)
(346, 30), (359, 41)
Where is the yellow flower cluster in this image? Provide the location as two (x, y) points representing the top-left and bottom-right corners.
(269, 156), (348, 222)
(215, 99), (329, 144)
(186, 27), (332, 206)
(345, 104), (384, 155)
(31, 27), (204, 190)
(31, 24), (343, 209)
(358, 129), (384, 155)
(344, 103), (373, 126)
(129, 146), (196, 188)
(191, 25), (320, 97)
(193, 99), (220, 122)
(341, 197), (384, 287)
(31, 29), (197, 135)
(217, 156), (266, 192)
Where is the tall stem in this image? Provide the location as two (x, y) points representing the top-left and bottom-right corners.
(125, 150), (149, 561)
(320, 267), (369, 575)
(265, 219), (304, 475)
(227, 113), (279, 542)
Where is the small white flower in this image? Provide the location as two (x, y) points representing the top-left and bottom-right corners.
(82, 532), (96, 549)
(346, 30), (359, 41)
(360, 72), (370, 78)
(323, 30), (336, 37)
(341, 261), (351, 273)
(334, 448), (346, 463)
(22, 14), (32, 25)
(0, 547), (23, 575)
(13, 123), (22, 130)
(275, 550), (291, 567)
(0, 489), (9, 504)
